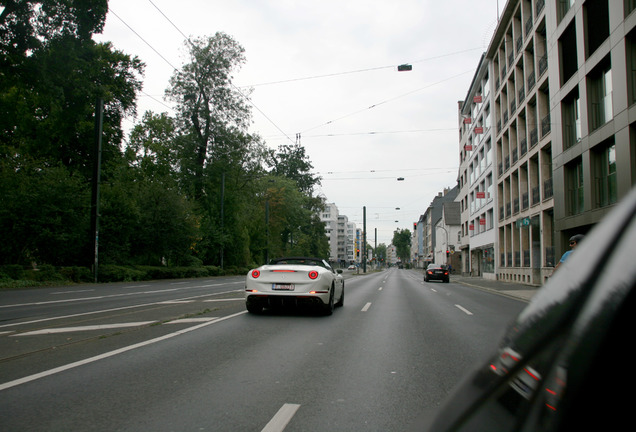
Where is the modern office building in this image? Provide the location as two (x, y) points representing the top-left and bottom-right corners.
(458, 0), (635, 285)
(548, 0), (636, 256)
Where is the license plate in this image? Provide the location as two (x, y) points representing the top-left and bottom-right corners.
(272, 283), (295, 291)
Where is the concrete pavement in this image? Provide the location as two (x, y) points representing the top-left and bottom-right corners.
(449, 274), (539, 302)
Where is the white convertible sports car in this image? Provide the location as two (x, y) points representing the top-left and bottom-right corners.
(245, 257), (345, 315)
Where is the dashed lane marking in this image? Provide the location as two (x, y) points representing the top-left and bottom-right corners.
(455, 304), (473, 315)
(261, 403), (301, 432)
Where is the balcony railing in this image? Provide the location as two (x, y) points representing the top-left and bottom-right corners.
(539, 54), (548, 77)
(530, 128), (539, 147)
(541, 114), (551, 137)
(532, 185), (541, 205)
(525, 16), (534, 36)
(544, 177), (553, 199)
(527, 71), (536, 91)
(520, 137), (528, 156)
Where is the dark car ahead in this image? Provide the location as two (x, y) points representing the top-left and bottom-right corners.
(412, 187), (636, 431)
(424, 264), (449, 283)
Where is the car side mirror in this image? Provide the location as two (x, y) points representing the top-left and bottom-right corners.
(337, 269), (343, 274)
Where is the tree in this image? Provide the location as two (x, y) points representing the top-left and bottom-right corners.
(270, 143), (321, 195)
(392, 229), (411, 263)
(165, 32), (251, 200)
(1, 1), (142, 176)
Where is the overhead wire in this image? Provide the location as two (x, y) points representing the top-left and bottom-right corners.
(239, 46), (483, 88)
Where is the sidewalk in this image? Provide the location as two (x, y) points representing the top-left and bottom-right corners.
(450, 274), (540, 302)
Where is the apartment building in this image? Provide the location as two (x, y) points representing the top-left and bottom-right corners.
(320, 203), (339, 262)
(458, 54), (498, 279)
(320, 203), (358, 266)
(413, 186), (458, 269)
(488, 0), (555, 285)
(458, 0), (636, 285)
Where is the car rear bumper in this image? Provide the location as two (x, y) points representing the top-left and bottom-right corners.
(246, 293), (329, 308)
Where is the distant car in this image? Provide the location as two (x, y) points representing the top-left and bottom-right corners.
(347, 265), (356, 270)
(245, 257), (344, 315)
(414, 187), (636, 431)
(424, 264), (449, 283)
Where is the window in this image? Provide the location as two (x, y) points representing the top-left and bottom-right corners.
(588, 62), (613, 131)
(584, 0), (609, 59)
(559, 22), (578, 86)
(562, 89), (581, 148)
(566, 157), (584, 215)
(593, 141), (617, 207)
(626, 28), (636, 106)
(557, 0), (575, 23)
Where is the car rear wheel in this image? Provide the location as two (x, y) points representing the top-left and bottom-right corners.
(323, 287), (335, 315)
(246, 301), (263, 314)
(335, 284), (344, 307)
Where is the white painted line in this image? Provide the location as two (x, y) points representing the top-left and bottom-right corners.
(378, 287), (383, 291)
(51, 289), (94, 295)
(203, 298), (244, 302)
(0, 290), (244, 329)
(158, 300), (195, 304)
(166, 318), (217, 324)
(455, 304), (473, 315)
(261, 403), (301, 432)
(0, 311), (247, 392)
(361, 302), (372, 312)
(14, 322), (156, 336)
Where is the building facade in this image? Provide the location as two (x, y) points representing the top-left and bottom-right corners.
(458, 54), (498, 279)
(548, 0), (636, 256)
(458, 0), (635, 285)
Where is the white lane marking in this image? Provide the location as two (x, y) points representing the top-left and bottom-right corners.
(261, 403), (301, 432)
(158, 300), (196, 304)
(455, 304), (473, 315)
(51, 289), (94, 295)
(14, 322), (156, 336)
(166, 318), (217, 324)
(0, 290), (243, 329)
(203, 298), (244, 302)
(361, 302), (372, 312)
(378, 287), (383, 291)
(0, 311), (247, 392)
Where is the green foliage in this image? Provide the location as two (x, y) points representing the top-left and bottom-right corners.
(1, 12), (330, 283)
(0, 160), (91, 265)
(392, 229), (412, 263)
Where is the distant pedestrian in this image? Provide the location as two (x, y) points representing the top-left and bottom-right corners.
(553, 234), (584, 273)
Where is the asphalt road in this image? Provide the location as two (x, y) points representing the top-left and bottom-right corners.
(0, 268), (526, 431)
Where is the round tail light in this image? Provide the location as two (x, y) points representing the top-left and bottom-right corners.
(308, 270), (318, 280)
(251, 270), (260, 278)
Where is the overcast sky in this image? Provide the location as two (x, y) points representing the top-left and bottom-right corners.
(95, 0), (501, 246)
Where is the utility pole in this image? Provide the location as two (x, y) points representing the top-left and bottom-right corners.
(363, 206), (367, 273)
(91, 98), (104, 283)
(220, 172), (225, 269)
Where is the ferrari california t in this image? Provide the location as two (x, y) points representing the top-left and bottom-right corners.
(245, 257), (344, 315)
